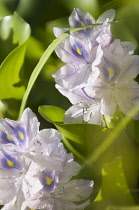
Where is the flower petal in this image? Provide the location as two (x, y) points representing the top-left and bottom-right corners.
(97, 9), (116, 23)
(69, 8), (95, 29)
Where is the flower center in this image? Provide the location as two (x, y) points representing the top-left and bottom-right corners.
(7, 159), (15, 167)
(77, 48), (83, 55)
(46, 176), (53, 185)
(18, 131), (24, 140)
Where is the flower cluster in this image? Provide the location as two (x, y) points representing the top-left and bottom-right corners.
(53, 8), (139, 125)
(0, 108), (93, 210)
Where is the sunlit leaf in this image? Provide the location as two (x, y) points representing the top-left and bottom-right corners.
(0, 12), (31, 100)
(38, 105), (65, 123)
(108, 205), (139, 210)
(0, 12), (30, 44)
(26, 36), (45, 59)
(86, 158), (135, 210)
(0, 43), (27, 99)
(56, 123), (110, 146)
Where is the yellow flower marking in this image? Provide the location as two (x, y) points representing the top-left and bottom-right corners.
(46, 176), (53, 185)
(18, 131), (24, 140)
(81, 22), (86, 27)
(7, 160), (14, 167)
(77, 48), (82, 55)
(6, 135), (13, 141)
(108, 67), (115, 74)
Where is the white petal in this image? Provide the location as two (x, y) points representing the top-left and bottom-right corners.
(97, 9), (116, 23)
(53, 27), (69, 37)
(120, 41), (136, 54)
(0, 179), (17, 204)
(60, 179), (94, 201)
(21, 108), (40, 142)
(64, 104), (85, 123)
(36, 128), (61, 145)
(22, 176), (42, 199)
(55, 37), (86, 65)
(57, 154), (81, 187)
(69, 8), (95, 28)
(53, 198), (90, 210)
(55, 84), (93, 104)
(105, 39), (136, 56)
(100, 89), (117, 117)
(64, 102), (104, 126)
(119, 55), (139, 80)
(53, 64), (93, 89)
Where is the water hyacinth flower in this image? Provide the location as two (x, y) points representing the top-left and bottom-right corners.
(69, 8), (115, 48)
(0, 153), (42, 206)
(81, 40), (139, 118)
(52, 32), (103, 89)
(64, 102), (105, 126)
(55, 83), (105, 126)
(0, 108), (40, 155)
(54, 37), (139, 122)
(0, 108), (63, 158)
(0, 108), (94, 210)
(53, 30), (103, 65)
(54, 8), (115, 48)
(53, 8), (139, 123)
(27, 153), (94, 210)
(53, 8), (115, 89)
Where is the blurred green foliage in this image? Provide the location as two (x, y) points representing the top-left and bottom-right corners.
(0, 0), (139, 209)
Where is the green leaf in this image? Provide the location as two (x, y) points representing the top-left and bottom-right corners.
(55, 123), (109, 146)
(108, 205), (139, 210)
(86, 158), (135, 210)
(0, 12), (30, 44)
(38, 105), (66, 123)
(0, 12), (31, 100)
(12, 12), (30, 45)
(55, 121), (138, 189)
(39, 105), (111, 145)
(26, 36), (45, 59)
(38, 105), (113, 162)
(0, 43), (27, 99)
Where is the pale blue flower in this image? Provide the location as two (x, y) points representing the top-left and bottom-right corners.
(54, 8), (115, 48)
(81, 40), (139, 118)
(53, 31), (102, 89)
(0, 108), (40, 155)
(27, 153), (94, 210)
(0, 154), (41, 206)
(0, 109), (63, 158)
(55, 39), (139, 122)
(0, 108), (94, 209)
(53, 8), (115, 90)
